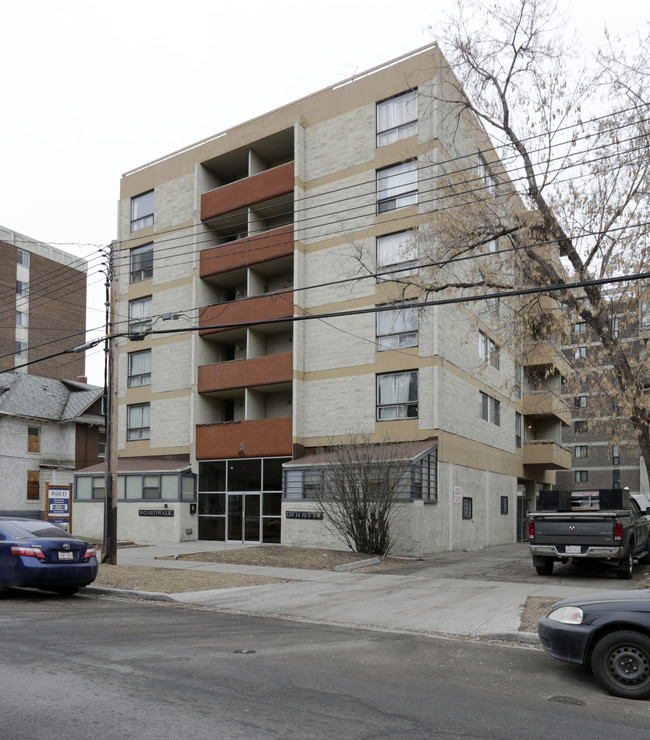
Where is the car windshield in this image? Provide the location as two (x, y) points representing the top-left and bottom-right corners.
(0, 520), (76, 540)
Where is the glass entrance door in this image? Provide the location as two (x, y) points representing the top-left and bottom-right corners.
(227, 493), (260, 543)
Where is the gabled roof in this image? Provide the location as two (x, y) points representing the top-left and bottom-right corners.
(0, 372), (103, 425)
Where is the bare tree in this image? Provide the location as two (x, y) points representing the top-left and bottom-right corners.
(310, 436), (417, 556)
(409, 0), (650, 470)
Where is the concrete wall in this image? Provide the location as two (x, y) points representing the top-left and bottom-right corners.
(72, 501), (198, 542)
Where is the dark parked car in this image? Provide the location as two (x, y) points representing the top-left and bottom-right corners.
(538, 590), (650, 699)
(0, 517), (98, 596)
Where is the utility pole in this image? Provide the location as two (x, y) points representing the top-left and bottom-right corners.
(102, 241), (119, 564)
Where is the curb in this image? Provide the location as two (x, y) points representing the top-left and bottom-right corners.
(334, 557), (381, 572)
(483, 631), (541, 644)
(84, 585), (177, 603)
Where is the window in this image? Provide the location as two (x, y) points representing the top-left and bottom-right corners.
(479, 391), (489, 421)
(500, 496), (509, 515)
(27, 471), (39, 501)
(377, 161), (417, 213)
(98, 429), (106, 457)
(613, 470), (621, 489)
(16, 310), (28, 327)
(611, 316), (620, 338)
(128, 296), (152, 336)
(16, 280), (29, 296)
(575, 346), (587, 359)
(575, 470), (588, 483)
(128, 349), (151, 387)
(15, 341), (27, 357)
(17, 249), (30, 267)
(130, 243), (153, 283)
(127, 403), (150, 441)
(462, 497), (473, 519)
(575, 445), (589, 458)
(377, 371), (418, 420)
(612, 445), (620, 466)
(515, 412), (522, 448)
(479, 331), (499, 369)
(640, 289), (650, 328)
(376, 304), (418, 350)
(575, 420), (588, 433)
(573, 321), (586, 334)
(514, 366), (522, 398)
(376, 90), (418, 146)
(477, 152), (498, 194)
(131, 190), (154, 231)
(376, 231), (418, 278)
(27, 426), (40, 453)
(574, 395), (587, 408)
(490, 397), (500, 426)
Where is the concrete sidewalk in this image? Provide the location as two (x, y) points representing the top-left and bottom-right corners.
(87, 541), (610, 642)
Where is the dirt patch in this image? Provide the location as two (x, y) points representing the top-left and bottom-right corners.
(167, 546), (410, 572)
(93, 564), (288, 593)
(91, 546), (410, 595)
(519, 596), (560, 634)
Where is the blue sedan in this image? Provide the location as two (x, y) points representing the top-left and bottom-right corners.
(538, 590), (650, 699)
(0, 517), (98, 596)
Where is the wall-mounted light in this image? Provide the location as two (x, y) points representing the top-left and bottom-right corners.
(239, 443), (245, 457)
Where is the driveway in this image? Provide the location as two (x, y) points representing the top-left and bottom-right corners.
(380, 542), (650, 589)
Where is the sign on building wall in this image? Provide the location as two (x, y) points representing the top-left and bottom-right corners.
(45, 484), (72, 531)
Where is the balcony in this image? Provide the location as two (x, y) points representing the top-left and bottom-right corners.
(199, 292), (294, 336)
(523, 340), (571, 377)
(522, 391), (571, 426)
(200, 225), (293, 278)
(198, 353), (292, 394)
(196, 417), (292, 459)
(201, 163), (294, 222)
(523, 440), (571, 471)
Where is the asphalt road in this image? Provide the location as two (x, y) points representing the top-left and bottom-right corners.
(1, 590), (648, 739)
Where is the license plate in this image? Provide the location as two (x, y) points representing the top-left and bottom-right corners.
(565, 545), (581, 555)
(58, 551), (74, 561)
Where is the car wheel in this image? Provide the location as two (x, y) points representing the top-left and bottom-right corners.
(535, 559), (553, 575)
(616, 548), (634, 580)
(591, 631), (650, 699)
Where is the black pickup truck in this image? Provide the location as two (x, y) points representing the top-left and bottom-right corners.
(528, 489), (650, 578)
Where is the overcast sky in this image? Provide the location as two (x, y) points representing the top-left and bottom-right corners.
(1, 0), (645, 383)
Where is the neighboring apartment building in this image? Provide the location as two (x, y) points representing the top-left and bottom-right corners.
(0, 372), (104, 517)
(556, 295), (650, 508)
(74, 44), (572, 553)
(0, 225), (87, 380)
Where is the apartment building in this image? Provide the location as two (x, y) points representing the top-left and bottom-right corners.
(556, 295), (650, 507)
(74, 44), (571, 552)
(0, 226), (87, 380)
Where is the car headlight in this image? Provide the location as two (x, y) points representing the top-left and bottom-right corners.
(546, 606), (584, 625)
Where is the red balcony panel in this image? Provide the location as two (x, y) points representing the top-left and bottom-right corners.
(196, 417), (292, 459)
(198, 353), (293, 394)
(199, 293), (293, 335)
(201, 225), (294, 278)
(201, 162), (294, 221)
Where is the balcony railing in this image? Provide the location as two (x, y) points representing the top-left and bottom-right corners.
(200, 225), (294, 278)
(201, 163), (294, 222)
(522, 439), (571, 470)
(522, 391), (571, 425)
(196, 417), (292, 459)
(199, 292), (293, 336)
(198, 353), (292, 394)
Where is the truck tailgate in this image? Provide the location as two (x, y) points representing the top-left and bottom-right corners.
(533, 515), (617, 546)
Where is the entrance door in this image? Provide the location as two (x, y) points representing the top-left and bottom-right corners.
(227, 493), (260, 543)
